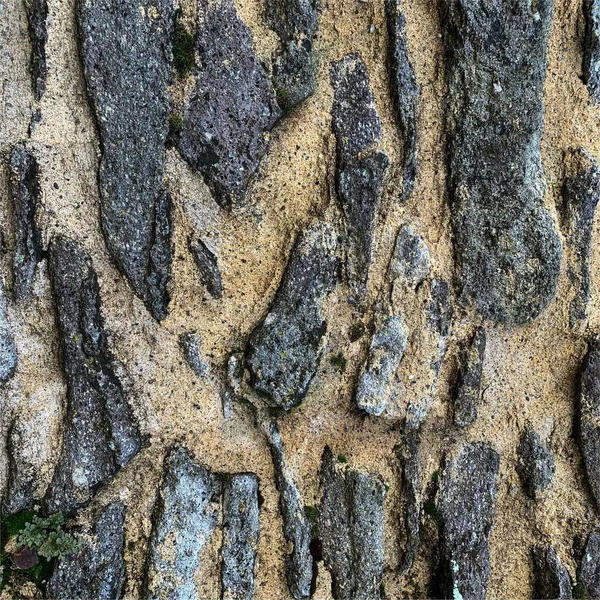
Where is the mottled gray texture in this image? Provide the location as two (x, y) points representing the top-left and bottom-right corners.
(578, 339), (600, 511)
(43, 237), (142, 515)
(532, 546), (573, 599)
(441, 0), (562, 324)
(3, 419), (35, 514)
(179, 331), (209, 379)
(24, 0), (48, 100)
(0, 281), (17, 383)
(262, 419), (312, 600)
(77, 0), (174, 321)
(388, 225), (430, 288)
(143, 447), (221, 600)
(188, 237), (223, 299)
(560, 148), (600, 329)
(453, 327), (486, 428)
(439, 442), (500, 600)
(246, 221), (337, 411)
(516, 427), (555, 500)
(584, 0), (600, 103)
(579, 531), (600, 599)
(355, 314), (408, 416)
(331, 53), (388, 301)
(384, 0), (419, 201)
(319, 447), (386, 600)
(265, 0), (318, 111)
(221, 473), (260, 600)
(179, 0), (281, 208)
(399, 425), (420, 572)
(47, 502), (126, 600)
(9, 144), (41, 301)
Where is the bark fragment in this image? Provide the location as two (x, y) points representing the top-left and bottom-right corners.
(246, 222), (337, 411)
(23, 0), (48, 100)
(532, 546), (573, 599)
(189, 237), (223, 299)
(331, 53), (388, 301)
(265, 0), (318, 111)
(43, 237), (142, 515)
(516, 426), (555, 500)
(47, 502), (126, 600)
(77, 0), (174, 321)
(179, 0), (281, 208)
(439, 443), (500, 600)
(441, 0), (562, 324)
(384, 0), (419, 201)
(560, 148), (600, 330)
(318, 447), (386, 600)
(453, 327), (486, 428)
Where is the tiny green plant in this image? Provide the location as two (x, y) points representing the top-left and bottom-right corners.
(173, 20), (195, 77)
(16, 513), (82, 560)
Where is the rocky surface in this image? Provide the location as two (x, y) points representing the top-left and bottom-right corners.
(385, 0), (419, 201)
(560, 148), (600, 329)
(584, 0), (600, 103)
(188, 237), (223, 300)
(262, 419), (312, 600)
(0, 282), (17, 383)
(399, 425), (420, 572)
(532, 546), (573, 599)
(221, 473), (260, 600)
(9, 144), (42, 301)
(516, 426), (556, 500)
(179, 0), (281, 208)
(43, 237), (142, 515)
(143, 447), (221, 600)
(439, 443), (500, 600)
(453, 327), (486, 428)
(77, 0), (174, 321)
(441, 0), (562, 324)
(47, 502), (126, 600)
(179, 331), (210, 379)
(246, 222), (337, 411)
(331, 53), (388, 301)
(23, 0), (48, 100)
(388, 225), (430, 289)
(265, 0), (318, 111)
(579, 531), (600, 599)
(578, 339), (600, 511)
(318, 447), (386, 600)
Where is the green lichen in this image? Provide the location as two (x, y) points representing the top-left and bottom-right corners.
(173, 20), (194, 77)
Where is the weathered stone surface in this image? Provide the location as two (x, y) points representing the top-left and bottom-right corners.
(77, 0), (174, 321)
(516, 426), (555, 500)
(579, 531), (600, 598)
(355, 314), (408, 416)
(532, 546), (573, 599)
(385, 0), (419, 201)
(0, 281), (17, 383)
(143, 447), (221, 600)
(453, 327), (486, 428)
(246, 221), (337, 411)
(189, 237), (223, 299)
(47, 502), (126, 600)
(179, 331), (209, 379)
(331, 53), (388, 300)
(262, 419), (312, 600)
(221, 473), (260, 600)
(265, 0), (318, 111)
(24, 0), (48, 100)
(577, 339), (600, 510)
(439, 442), (499, 600)
(584, 0), (600, 103)
(43, 237), (142, 514)
(9, 144), (42, 301)
(560, 148), (600, 329)
(441, 0), (562, 324)
(388, 225), (430, 289)
(179, 0), (281, 208)
(319, 447), (386, 600)
(399, 425), (420, 572)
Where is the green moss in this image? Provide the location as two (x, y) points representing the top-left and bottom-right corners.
(173, 20), (194, 77)
(337, 454), (348, 463)
(423, 500), (440, 527)
(304, 506), (319, 540)
(329, 352), (347, 372)
(169, 113), (183, 135)
(431, 470), (439, 485)
(1, 509), (36, 546)
(573, 576), (587, 599)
